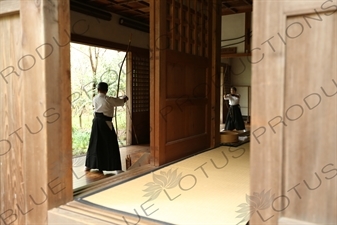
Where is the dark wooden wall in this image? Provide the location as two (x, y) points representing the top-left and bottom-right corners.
(150, 0), (221, 166)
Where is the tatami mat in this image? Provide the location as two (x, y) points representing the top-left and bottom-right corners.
(78, 143), (250, 225)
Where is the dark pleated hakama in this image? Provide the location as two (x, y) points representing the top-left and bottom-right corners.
(225, 104), (245, 131)
(85, 113), (122, 171)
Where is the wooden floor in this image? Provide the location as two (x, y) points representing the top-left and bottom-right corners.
(72, 144), (150, 192)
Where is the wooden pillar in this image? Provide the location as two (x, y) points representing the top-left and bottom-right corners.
(251, 1), (336, 224)
(210, 0), (222, 147)
(245, 11), (252, 53)
(150, 0), (167, 166)
(0, 1), (72, 224)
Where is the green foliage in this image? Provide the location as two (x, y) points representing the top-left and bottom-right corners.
(70, 43), (127, 156)
(72, 127), (91, 156)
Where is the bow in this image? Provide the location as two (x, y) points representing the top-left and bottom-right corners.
(114, 34), (132, 138)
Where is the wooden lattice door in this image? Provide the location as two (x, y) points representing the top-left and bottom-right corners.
(131, 52), (150, 144)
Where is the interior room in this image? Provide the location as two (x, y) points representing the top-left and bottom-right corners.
(1, 0), (336, 225)
(69, 0), (253, 194)
(66, 2), (253, 224)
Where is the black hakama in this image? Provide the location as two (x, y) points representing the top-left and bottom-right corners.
(225, 104), (245, 131)
(85, 113), (122, 171)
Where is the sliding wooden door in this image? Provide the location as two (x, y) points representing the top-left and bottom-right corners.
(150, 0), (221, 165)
(131, 51), (150, 144)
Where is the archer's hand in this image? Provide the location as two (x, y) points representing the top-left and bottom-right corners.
(123, 95), (129, 102)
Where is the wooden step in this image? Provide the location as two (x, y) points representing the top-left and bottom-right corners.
(74, 164), (156, 197)
(49, 201), (162, 225)
(50, 164), (159, 224)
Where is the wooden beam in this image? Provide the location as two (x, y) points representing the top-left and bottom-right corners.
(245, 11), (252, 53)
(279, 218), (319, 225)
(211, 0), (222, 147)
(221, 7), (252, 15)
(0, 0), (20, 16)
(150, 0), (167, 166)
(222, 3), (238, 13)
(243, 0), (252, 6)
(221, 52), (251, 58)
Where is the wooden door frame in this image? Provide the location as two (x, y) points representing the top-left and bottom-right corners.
(0, 1), (72, 224)
(251, 1), (337, 224)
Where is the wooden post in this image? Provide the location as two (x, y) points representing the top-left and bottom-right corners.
(251, 1), (336, 224)
(0, 1), (72, 224)
(211, 0), (222, 147)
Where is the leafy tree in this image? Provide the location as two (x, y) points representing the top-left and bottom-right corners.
(70, 43), (127, 156)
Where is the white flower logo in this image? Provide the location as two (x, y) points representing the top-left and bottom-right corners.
(236, 190), (275, 224)
(143, 168), (182, 201)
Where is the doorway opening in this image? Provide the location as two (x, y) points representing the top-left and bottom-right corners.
(70, 42), (151, 191)
(70, 42), (127, 155)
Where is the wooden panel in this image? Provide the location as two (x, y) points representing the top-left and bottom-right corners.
(0, 0), (19, 16)
(0, 1), (72, 224)
(251, 1), (337, 225)
(132, 112), (150, 144)
(283, 11), (336, 223)
(279, 217), (319, 225)
(166, 54), (208, 98)
(166, 100), (207, 141)
(165, 133), (209, 163)
(131, 52), (150, 144)
(165, 50), (208, 141)
(166, 0), (210, 57)
(164, 50), (210, 162)
(150, 0), (220, 166)
(0, 11), (25, 225)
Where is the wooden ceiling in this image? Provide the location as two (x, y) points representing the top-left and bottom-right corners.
(70, 0), (252, 24)
(222, 0), (252, 15)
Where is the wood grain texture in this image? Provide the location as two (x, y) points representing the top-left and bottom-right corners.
(251, 1), (337, 224)
(283, 10), (336, 224)
(279, 217), (319, 225)
(44, 0), (73, 211)
(150, 0), (167, 166)
(211, 0), (222, 148)
(131, 51), (150, 145)
(0, 0), (19, 16)
(150, 0), (220, 166)
(0, 1), (71, 224)
(50, 164), (158, 224)
(0, 10), (24, 225)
